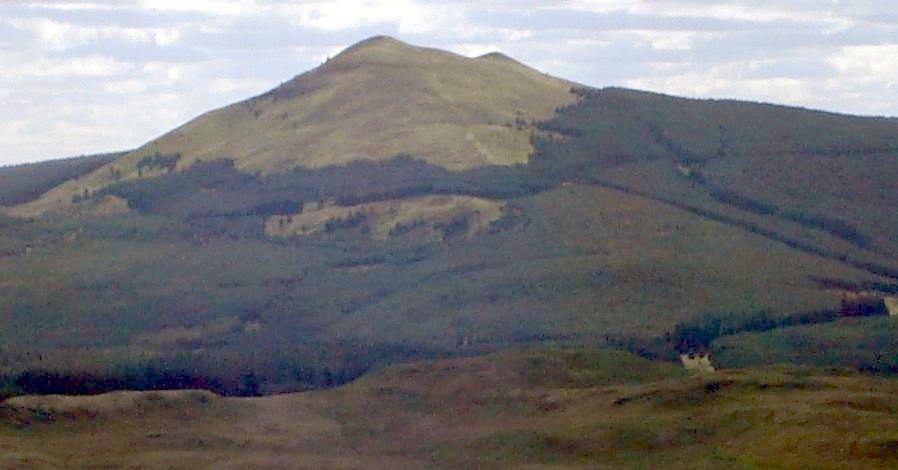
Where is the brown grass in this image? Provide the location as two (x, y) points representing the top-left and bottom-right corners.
(3, 349), (898, 468)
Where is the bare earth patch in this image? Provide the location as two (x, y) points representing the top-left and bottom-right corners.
(266, 194), (504, 241)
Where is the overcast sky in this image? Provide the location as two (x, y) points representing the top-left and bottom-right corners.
(1, 0), (897, 166)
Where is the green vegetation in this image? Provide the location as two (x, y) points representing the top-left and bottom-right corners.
(0, 179), (880, 400)
(2, 40), (898, 403)
(517, 348), (687, 387)
(0, 340), (435, 398)
(712, 316), (898, 372)
(666, 303), (889, 352)
(534, 88), (898, 276)
(702, 181), (873, 249)
(136, 151), (180, 177)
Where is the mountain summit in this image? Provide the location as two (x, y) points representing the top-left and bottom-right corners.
(15, 36), (575, 215)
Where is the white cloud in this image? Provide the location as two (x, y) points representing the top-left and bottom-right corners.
(633, 0), (855, 28)
(828, 43), (898, 87)
(137, 0), (258, 16)
(626, 73), (812, 105)
(7, 16), (184, 51)
(102, 78), (147, 94)
(151, 27), (181, 45)
(568, 0), (641, 14)
(623, 30), (720, 51)
(209, 76), (268, 94)
(623, 52), (897, 116)
(0, 52), (133, 81)
(276, 0), (462, 34)
(140, 61), (184, 86)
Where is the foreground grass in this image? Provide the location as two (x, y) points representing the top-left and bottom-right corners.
(2, 348), (898, 469)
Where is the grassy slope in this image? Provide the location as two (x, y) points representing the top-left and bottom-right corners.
(3, 348), (898, 469)
(702, 151), (898, 259)
(559, 88), (898, 271)
(12, 36), (575, 216)
(318, 183), (874, 345)
(0, 181), (878, 391)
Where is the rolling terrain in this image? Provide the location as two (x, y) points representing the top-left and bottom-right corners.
(3, 348), (898, 468)
(1, 36), (898, 466)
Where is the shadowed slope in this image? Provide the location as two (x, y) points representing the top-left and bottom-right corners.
(0, 152), (121, 207)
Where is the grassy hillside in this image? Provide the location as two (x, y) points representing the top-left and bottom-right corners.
(11, 36), (576, 216)
(3, 347), (898, 468)
(0, 180), (881, 397)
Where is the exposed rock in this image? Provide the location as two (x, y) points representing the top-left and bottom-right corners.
(680, 353), (715, 373)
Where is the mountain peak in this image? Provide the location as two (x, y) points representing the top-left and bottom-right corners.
(477, 51), (514, 62)
(476, 51), (527, 68)
(348, 35), (407, 49)
(330, 35), (421, 66)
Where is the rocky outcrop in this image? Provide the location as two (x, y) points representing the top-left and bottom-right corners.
(680, 353), (715, 373)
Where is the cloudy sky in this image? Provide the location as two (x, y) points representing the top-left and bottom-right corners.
(1, 0), (897, 166)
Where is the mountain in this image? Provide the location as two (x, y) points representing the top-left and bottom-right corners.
(10, 36), (575, 216)
(1, 35), (898, 413)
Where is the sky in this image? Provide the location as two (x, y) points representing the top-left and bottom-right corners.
(1, 1), (897, 166)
